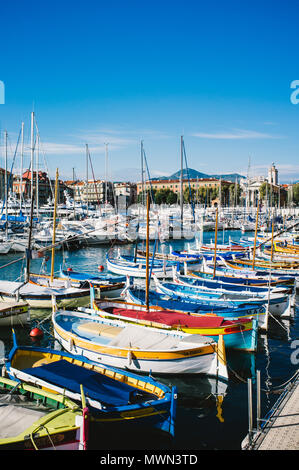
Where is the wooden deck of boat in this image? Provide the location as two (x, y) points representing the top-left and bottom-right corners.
(242, 375), (299, 450)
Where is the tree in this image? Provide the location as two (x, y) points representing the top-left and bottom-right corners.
(291, 183), (299, 205)
(166, 191), (177, 204)
(183, 186), (196, 203)
(229, 183), (241, 206)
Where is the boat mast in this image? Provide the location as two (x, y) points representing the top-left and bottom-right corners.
(72, 167), (76, 219)
(141, 140), (144, 206)
(105, 143), (108, 204)
(36, 133), (39, 219)
(213, 206), (218, 278)
(25, 185), (35, 283)
(30, 111), (34, 203)
(50, 168), (59, 283)
(4, 130), (8, 237)
(270, 218), (274, 262)
(145, 191), (150, 310)
(180, 135), (183, 227)
(20, 121), (24, 212)
(252, 202), (259, 271)
(86, 144), (89, 216)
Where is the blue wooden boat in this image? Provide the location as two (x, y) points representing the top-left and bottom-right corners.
(5, 333), (177, 438)
(153, 276), (291, 317)
(123, 285), (268, 329)
(186, 268), (295, 288)
(173, 270), (291, 295)
(171, 249), (244, 261)
(87, 298), (258, 352)
(106, 254), (173, 278)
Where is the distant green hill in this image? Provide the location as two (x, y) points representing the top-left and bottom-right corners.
(150, 168), (245, 182)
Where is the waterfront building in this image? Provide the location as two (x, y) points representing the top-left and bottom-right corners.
(114, 182), (137, 208)
(65, 180), (114, 205)
(240, 163), (281, 207)
(13, 170), (68, 205)
(268, 163), (278, 185)
(136, 177), (234, 206)
(0, 167), (12, 200)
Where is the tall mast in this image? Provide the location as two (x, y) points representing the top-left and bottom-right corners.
(50, 168), (59, 283)
(252, 202), (259, 271)
(36, 133), (39, 218)
(86, 144), (89, 215)
(20, 122), (24, 212)
(25, 188), (35, 283)
(213, 206), (218, 278)
(4, 130), (8, 237)
(72, 167), (76, 219)
(180, 135), (183, 226)
(30, 111), (34, 203)
(145, 191), (150, 310)
(105, 143), (108, 204)
(141, 140), (144, 206)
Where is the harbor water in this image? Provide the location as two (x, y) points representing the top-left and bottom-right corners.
(0, 230), (298, 451)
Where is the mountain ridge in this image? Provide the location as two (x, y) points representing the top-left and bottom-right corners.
(150, 168), (245, 182)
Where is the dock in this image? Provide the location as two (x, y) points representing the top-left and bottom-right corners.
(242, 370), (299, 450)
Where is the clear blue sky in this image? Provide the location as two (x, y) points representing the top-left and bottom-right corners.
(0, 0), (299, 183)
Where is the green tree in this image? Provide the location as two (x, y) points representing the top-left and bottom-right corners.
(166, 191), (177, 204)
(291, 183), (299, 205)
(183, 186), (196, 203)
(259, 182), (271, 200)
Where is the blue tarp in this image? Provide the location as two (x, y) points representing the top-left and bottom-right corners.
(23, 359), (148, 407)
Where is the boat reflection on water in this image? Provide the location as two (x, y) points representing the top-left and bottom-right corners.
(158, 374), (228, 424)
(226, 350), (256, 383)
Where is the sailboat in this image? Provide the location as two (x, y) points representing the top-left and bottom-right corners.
(0, 166), (89, 309)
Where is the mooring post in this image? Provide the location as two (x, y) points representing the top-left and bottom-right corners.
(257, 370), (261, 432)
(248, 377), (253, 445)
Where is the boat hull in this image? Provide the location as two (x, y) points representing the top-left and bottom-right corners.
(52, 311), (228, 379)
(6, 345), (177, 438)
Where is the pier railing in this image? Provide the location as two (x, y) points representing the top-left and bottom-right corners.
(242, 368), (299, 450)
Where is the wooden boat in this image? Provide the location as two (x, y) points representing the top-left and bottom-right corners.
(136, 249), (200, 264)
(225, 256), (299, 270)
(171, 248), (244, 262)
(29, 272), (125, 299)
(106, 254), (173, 279)
(188, 264), (295, 288)
(272, 241), (299, 255)
(153, 276), (292, 318)
(123, 285), (268, 330)
(201, 257), (296, 285)
(0, 280), (90, 309)
(174, 267), (291, 295)
(51, 308), (228, 380)
(196, 242), (249, 253)
(5, 339), (177, 438)
(0, 375), (89, 450)
(81, 295), (258, 352)
(0, 300), (29, 326)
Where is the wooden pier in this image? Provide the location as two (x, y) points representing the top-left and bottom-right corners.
(242, 370), (299, 450)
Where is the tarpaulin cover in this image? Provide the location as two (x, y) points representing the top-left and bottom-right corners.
(109, 307), (231, 328)
(23, 360), (150, 407)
